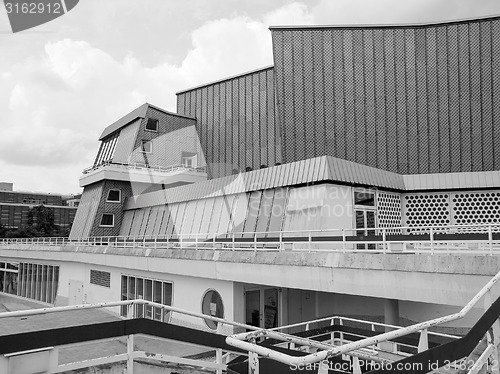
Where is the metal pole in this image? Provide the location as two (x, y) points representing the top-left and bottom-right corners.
(430, 227), (434, 254)
(248, 350), (259, 374)
(489, 224), (493, 255)
(127, 334), (134, 374)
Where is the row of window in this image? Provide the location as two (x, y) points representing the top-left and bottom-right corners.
(0, 262), (59, 304)
(119, 274), (224, 330)
(120, 275), (173, 322)
(141, 118), (158, 154)
(99, 189), (122, 228)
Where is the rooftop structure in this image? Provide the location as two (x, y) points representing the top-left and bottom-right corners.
(1, 15), (500, 373)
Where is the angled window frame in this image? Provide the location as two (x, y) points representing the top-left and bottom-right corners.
(145, 118), (159, 132)
(141, 141), (152, 154)
(99, 213), (115, 227)
(106, 189), (122, 203)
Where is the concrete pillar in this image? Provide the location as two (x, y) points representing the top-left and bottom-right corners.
(384, 299), (400, 330)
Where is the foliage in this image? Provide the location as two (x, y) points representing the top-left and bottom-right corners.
(0, 205), (59, 238)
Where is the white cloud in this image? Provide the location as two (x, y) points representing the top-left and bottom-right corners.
(0, 2), (313, 193)
(310, 0), (500, 25)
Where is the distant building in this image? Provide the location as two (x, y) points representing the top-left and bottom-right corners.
(0, 183), (79, 235)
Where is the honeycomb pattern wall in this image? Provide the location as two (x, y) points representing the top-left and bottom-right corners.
(452, 192), (500, 225)
(403, 194), (450, 229)
(377, 192), (402, 232)
(271, 16), (500, 174)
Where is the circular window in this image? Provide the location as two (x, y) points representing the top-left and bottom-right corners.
(202, 289), (224, 330)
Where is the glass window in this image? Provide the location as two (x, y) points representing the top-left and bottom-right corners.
(162, 282), (173, 322)
(136, 278), (144, 318)
(52, 267), (59, 303)
(202, 289), (224, 330)
(41, 265), (47, 302)
(100, 214), (114, 227)
(120, 275), (173, 321)
(153, 281), (162, 321)
(141, 141), (152, 153)
(145, 118), (158, 132)
(354, 190), (375, 206)
(36, 264), (42, 301)
(47, 266), (53, 303)
(106, 189), (121, 203)
(121, 275), (128, 317)
(144, 279), (153, 318)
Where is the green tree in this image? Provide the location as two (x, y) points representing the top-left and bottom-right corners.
(27, 205), (57, 237)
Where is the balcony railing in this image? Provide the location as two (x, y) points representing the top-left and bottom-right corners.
(82, 161), (206, 175)
(2, 223), (500, 256)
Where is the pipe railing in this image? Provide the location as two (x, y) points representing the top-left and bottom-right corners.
(82, 161), (206, 175)
(2, 223), (500, 255)
(225, 269), (500, 366)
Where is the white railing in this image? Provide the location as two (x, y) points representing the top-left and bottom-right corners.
(2, 223), (500, 255)
(0, 299), (259, 374)
(82, 160), (206, 175)
(226, 269), (500, 369)
(0, 298), (466, 374)
(268, 314), (458, 357)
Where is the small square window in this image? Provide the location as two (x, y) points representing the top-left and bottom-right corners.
(100, 214), (115, 227)
(141, 141), (152, 153)
(145, 118), (158, 132)
(107, 189), (121, 203)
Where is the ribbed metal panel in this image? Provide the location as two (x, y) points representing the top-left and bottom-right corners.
(69, 182), (103, 240)
(229, 193), (248, 233)
(207, 197), (223, 234)
(138, 207), (151, 237)
(242, 191), (262, 235)
(123, 156), (414, 212)
(180, 200), (196, 234)
(199, 198), (214, 234)
(129, 209), (144, 236)
(118, 210), (134, 236)
(271, 16), (500, 174)
(112, 119), (140, 163)
(493, 20), (500, 170)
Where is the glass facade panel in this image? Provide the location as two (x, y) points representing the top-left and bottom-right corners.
(120, 275), (173, 321)
(121, 275), (128, 316)
(136, 278), (144, 318)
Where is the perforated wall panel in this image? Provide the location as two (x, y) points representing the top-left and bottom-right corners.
(377, 192), (402, 232)
(452, 192), (500, 226)
(403, 193), (450, 230)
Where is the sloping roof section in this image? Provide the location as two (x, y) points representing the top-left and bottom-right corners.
(124, 156), (405, 210)
(99, 103), (148, 140)
(98, 103), (196, 140)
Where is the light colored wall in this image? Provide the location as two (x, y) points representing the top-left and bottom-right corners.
(54, 259), (236, 332)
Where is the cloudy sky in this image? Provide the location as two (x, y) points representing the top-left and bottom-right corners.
(1, 0), (499, 195)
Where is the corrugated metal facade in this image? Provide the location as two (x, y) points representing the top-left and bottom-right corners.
(123, 156), (403, 210)
(112, 119), (141, 163)
(69, 182), (104, 240)
(176, 67), (283, 179)
(270, 16), (500, 174)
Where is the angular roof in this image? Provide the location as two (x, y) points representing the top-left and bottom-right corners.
(269, 14), (500, 31)
(98, 103), (195, 140)
(124, 156), (404, 209)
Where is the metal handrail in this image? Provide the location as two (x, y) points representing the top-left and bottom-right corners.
(225, 269), (500, 365)
(2, 223), (500, 255)
(82, 161), (206, 175)
(0, 299), (261, 333)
